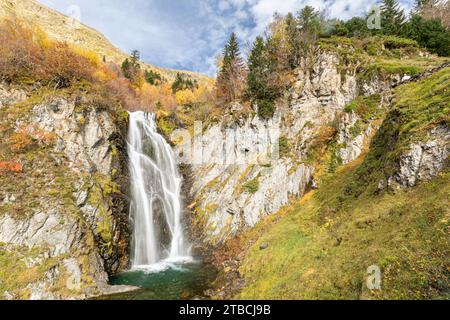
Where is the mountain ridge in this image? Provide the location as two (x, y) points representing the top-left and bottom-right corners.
(0, 0), (210, 83)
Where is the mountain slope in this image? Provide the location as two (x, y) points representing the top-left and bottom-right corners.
(218, 67), (450, 299)
(0, 0), (209, 83)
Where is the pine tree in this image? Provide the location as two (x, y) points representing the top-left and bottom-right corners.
(121, 58), (132, 79)
(144, 69), (162, 86)
(285, 12), (300, 68)
(130, 50), (140, 65)
(297, 6), (320, 32)
(121, 50), (141, 83)
(295, 6), (324, 67)
(217, 33), (246, 103)
(381, 0), (406, 35)
(247, 36), (280, 118)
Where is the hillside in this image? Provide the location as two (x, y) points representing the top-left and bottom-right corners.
(0, 0), (210, 83)
(212, 66), (450, 300)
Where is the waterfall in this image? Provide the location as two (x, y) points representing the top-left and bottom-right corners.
(128, 111), (191, 270)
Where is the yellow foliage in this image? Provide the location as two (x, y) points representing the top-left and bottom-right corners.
(93, 66), (116, 82)
(176, 89), (195, 105)
(73, 47), (100, 66)
(33, 25), (53, 49)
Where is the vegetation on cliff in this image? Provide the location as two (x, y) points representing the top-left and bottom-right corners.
(0, 19), (131, 298)
(227, 67), (450, 300)
(212, 1), (449, 122)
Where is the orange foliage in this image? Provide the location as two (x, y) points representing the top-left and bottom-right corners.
(0, 161), (23, 174)
(0, 19), (94, 87)
(0, 18), (216, 118)
(10, 125), (54, 151)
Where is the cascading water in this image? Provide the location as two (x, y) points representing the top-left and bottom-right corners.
(128, 111), (191, 270)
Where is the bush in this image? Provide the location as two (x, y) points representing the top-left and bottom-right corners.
(278, 136), (290, 158)
(243, 177), (260, 194)
(382, 35), (419, 49)
(0, 19), (95, 87)
(257, 99), (276, 119)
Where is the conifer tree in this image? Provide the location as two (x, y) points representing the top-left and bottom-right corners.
(247, 36), (280, 118)
(247, 37), (281, 100)
(381, 0), (406, 35)
(285, 12), (300, 68)
(217, 33), (246, 103)
(121, 50), (141, 83)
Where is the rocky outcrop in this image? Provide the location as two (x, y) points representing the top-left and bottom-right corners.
(379, 126), (449, 191)
(30, 97), (131, 274)
(0, 88), (131, 299)
(180, 52), (388, 245)
(0, 82), (27, 108)
(336, 111), (374, 165)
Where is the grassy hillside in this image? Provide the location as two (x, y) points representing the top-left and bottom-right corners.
(0, 0), (209, 83)
(233, 67), (450, 300)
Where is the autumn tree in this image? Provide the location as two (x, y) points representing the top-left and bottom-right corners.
(216, 32), (246, 104)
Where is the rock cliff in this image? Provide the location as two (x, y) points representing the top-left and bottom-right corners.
(181, 52), (399, 245)
(0, 83), (132, 299)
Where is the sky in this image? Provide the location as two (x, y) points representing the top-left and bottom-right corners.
(38, 0), (415, 75)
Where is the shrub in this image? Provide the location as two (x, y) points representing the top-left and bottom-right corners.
(382, 35), (419, 49)
(257, 99), (276, 119)
(10, 125), (55, 151)
(243, 177), (260, 194)
(0, 19), (95, 88)
(0, 161), (23, 174)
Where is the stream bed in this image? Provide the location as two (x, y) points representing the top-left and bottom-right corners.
(96, 259), (217, 300)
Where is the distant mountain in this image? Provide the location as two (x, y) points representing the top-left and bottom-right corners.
(0, 0), (210, 83)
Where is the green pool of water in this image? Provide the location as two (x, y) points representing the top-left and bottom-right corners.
(97, 260), (217, 300)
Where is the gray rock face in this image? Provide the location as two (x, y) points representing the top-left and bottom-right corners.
(31, 98), (115, 175)
(0, 92), (130, 299)
(0, 82), (28, 108)
(383, 126), (449, 190)
(179, 52), (387, 245)
(336, 112), (374, 165)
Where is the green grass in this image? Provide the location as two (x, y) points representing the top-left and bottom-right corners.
(346, 67), (450, 197)
(235, 67), (450, 300)
(237, 162), (449, 299)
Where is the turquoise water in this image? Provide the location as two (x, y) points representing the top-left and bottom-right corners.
(97, 260), (217, 300)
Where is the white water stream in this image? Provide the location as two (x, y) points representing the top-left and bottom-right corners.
(128, 111), (191, 271)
